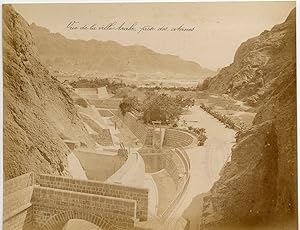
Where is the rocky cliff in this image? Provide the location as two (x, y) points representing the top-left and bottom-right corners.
(206, 8), (296, 107)
(3, 5), (95, 180)
(27, 23), (214, 81)
(184, 8), (296, 230)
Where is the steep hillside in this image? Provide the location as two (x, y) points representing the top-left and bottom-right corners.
(3, 5), (95, 180)
(28, 23), (214, 81)
(206, 8), (296, 106)
(184, 8), (296, 230)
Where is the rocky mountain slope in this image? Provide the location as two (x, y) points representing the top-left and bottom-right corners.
(206, 8), (296, 107)
(3, 5), (95, 180)
(183, 8), (296, 230)
(28, 23), (214, 81)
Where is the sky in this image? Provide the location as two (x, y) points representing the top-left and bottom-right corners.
(13, 2), (295, 70)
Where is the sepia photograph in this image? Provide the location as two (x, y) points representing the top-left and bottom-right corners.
(2, 1), (297, 230)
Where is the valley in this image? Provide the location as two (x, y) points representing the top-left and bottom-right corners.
(3, 3), (297, 230)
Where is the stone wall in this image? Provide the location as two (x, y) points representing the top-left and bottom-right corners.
(98, 109), (114, 117)
(88, 98), (121, 109)
(159, 148), (191, 220)
(3, 172), (35, 230)
(139, 147), (191, 220)
(4, 172), (34, 196)
(3, 207), (33, 230)
(164, 150), (185, 187)
(36, 174), (149, 221)
(74, 88), (98, 95)
(139, 148), (190, 178)
(163, 129), (194, 147)
(80, 113), (113, 146)
(113, 110), (150, 145)
(32, 187), (136, 229)
(140, 153), (166, 173)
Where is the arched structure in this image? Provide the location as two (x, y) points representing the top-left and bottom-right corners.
(4, 173), (149, 230)
(41, 210), (116, 230)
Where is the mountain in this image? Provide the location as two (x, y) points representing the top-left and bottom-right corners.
(205, 8), (296, 106)
(184, 8), (296, 229)
(3, 5), (95, 180)
(28, 23), (215, 81)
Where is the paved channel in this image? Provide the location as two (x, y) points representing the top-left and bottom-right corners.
(163, 105), (236, 229)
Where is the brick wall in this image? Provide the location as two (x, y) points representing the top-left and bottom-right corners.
(32, 187), (136, 229)
(4, 172), (150, 230)
(36, 174), (148, 221)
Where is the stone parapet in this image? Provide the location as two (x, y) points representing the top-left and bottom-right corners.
(32, 186), (136, 229)
(4, 172), (34, 196)
(36, 173), (149, 221)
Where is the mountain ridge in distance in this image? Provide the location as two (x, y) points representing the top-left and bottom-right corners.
(29, 23), (215, 82)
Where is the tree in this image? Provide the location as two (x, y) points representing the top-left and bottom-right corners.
(141, 92), (189, 124)
(119, 96), (140, 115)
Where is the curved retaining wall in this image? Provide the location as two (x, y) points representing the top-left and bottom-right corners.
(140, 148), (191, 220)
(164, 150), (185, 187)
(159, 148), (191, 220)
(106, 152), (146, 188)
(163, 129), (195, 147)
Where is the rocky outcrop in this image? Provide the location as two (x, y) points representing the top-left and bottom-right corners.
(206, 8), (296, 107)
(3, 5), (95, 180)
(27, 23), (214, 81)
(184, 8), (296, 230)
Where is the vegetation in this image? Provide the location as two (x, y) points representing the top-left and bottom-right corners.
(199, 103), (243, 131)
(188, 126), (207, 145)
(118, 91), (194, 124)
(119, 96), (140, 115)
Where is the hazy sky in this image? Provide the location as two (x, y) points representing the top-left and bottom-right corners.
(14, 2), (295, 70)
